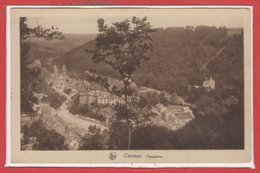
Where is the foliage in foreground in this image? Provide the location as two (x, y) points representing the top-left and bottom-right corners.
(79, 125), (109, 150)
(21, 120), (66, 150)
(69, 94), (107, 122)
(20, 17), (64, 114)
(132, 101), (244, 149)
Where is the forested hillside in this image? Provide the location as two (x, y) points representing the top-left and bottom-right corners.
(29, 34), (96, 61)
(54, 26), (243, 96)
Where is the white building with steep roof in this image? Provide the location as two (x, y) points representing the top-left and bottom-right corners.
(202, 77), (215, 90)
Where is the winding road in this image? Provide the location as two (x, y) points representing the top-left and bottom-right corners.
(53, 86), (107, 131)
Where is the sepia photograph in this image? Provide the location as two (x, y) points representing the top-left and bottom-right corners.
(8, 7), (253, 166)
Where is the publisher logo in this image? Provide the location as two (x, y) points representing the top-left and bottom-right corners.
(109, 152), (117, 160)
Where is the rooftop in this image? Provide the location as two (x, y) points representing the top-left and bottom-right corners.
(175, 112), (194, 120)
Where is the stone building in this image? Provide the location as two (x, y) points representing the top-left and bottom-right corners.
(49, 64), (70, 89)
(151, 103), (195, 131)
(78, 82), (125, 106)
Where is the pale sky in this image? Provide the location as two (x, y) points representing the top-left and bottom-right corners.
(25, 9), (244, 34)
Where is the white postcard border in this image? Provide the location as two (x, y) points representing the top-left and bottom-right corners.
(5, 5), (254, 168)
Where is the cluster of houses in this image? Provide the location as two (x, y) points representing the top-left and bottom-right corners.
(47, 65), (126, 106)
(46, 64), (198, 132)
(151, 103), (195, 131)
(21, 62), (203, 150)
(22, 64), (127, 150)
(21, 103), (85, 150)
(78, 81), (125, 106)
